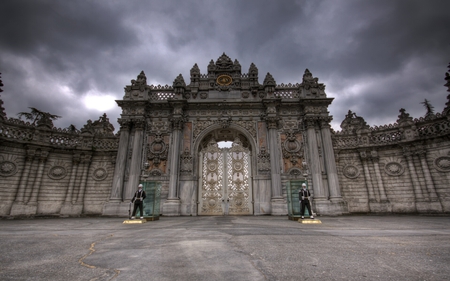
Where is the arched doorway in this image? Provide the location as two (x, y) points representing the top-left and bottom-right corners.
(197, 135), (253, 215)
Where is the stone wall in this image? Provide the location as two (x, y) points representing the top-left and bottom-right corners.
(333, 95), (450, 214)
(0, 109), (118, 217)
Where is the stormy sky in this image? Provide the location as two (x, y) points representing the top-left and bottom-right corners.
(0, 0), (449, 132)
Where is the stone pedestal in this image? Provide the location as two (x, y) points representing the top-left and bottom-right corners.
(60, 203), (83, 216)
(270, 198), (287, 215)
(162, 199), (181, 216)
(10, 203), (37, 216)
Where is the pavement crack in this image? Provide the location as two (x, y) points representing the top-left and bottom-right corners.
(78, 234), (120, 281)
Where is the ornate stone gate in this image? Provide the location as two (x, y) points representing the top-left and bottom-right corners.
(103, 53), (348, 217)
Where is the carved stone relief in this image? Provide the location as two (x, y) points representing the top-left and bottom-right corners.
(47, 160), (69, 180)
(0, 155), (19, 177)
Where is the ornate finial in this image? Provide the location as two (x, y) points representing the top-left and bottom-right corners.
(263, 72), (276, 86)
(398, 108), (409, 119)
(249, 63), (258, 75)
(190, 63), (200, 77)
(345, 110), (357, 119)
(131, 71), (147, 86)
(173, 74), (186, 87)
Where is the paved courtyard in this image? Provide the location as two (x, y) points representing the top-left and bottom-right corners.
(0, 215), (449, 281)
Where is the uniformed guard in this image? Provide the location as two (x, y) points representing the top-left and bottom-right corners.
(299, 183), (314, 219)
(131, 184), (146, 219)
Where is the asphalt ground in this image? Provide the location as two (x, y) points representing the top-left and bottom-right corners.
(0, 215), (449, 281)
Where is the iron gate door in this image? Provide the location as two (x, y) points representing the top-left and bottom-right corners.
(198, 138), (252, 215)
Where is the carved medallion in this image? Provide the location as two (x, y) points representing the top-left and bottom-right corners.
(216, 74), (232, 86)
(434, 156), (450, 172)
(343, 165), (360, 179)
(48, 166), (67, 180)
(0, 161), (18, 177)
(92, 167), (108, 181)
(384, 162), (404, 176)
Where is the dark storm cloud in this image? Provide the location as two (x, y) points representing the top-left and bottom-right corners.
(0, 0), (449, 132)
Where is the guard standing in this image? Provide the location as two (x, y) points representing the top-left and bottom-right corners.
(299, 183), (314, 219)
(131, 184), (146, 219)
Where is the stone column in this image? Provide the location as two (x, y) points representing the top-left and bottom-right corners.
(403, 147), (423, 212)
(417, 149), (442, 212)
(66, 154), (80, 203)
(110, 120), (131, 201)
(103, 119), (133, 216)
(27, 150), (49, 207)
(60, 153), (81, 216)
(319, 119), (342, 201)
(371, 152), (388, 202)
(124, 120), (145, 200)
(267, 117), (282, 199)
(14, 149), (35, 203)
(10, 149), (35, 215)
(75, 154), (92, 205)
(360, 151), (376, 203)
(306, 119), (326, 200)
(163, 115), (183, 216)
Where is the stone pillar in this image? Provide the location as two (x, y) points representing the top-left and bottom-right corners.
(103, 120), (131, 216)
(403, 148), (422, 211)
(163, 104), (184, 216)
(27, 151), (48, 205)
(65, 154), (80, 203)
(125, 120), (145, 200)
(10, 149), (35, 215)
(306, 119), (326, 200)
(360, 151), (376, 202)
(370, 150), (391, 212)
(319, 119), (342, 201)
(417, 149), (442, 212)
(266, 116), (285, 215)
(267, 118), (282, 198)
(14, 149), (35, 203)
(60, 153), (81, 216)
(110, 120), (131, 201)
(371, 152), (388, 202)
(75, 154), (92, 205)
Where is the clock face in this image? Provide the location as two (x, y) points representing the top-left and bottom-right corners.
(216, 74), (233, 86)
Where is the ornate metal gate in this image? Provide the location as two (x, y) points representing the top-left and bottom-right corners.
(199, 138), (253, 215)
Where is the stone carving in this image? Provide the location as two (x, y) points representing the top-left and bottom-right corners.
(282, 131), (304, 166)
(301, 69), (325, 95)
(81, 113), (115, 136)
(242, 91), (250, 99)
(129, 71), (147, 92)
(433, 154), (450, 172)
(257, 146), (271, 174)
(147, 134), (168, 166)
(180, 148), (193, 174)
(0, 155), (18, 177)
(384, 161), (405, 176)
(47, 161), (69, 180)
(91, 163), (109, 181)
(339, 110), (370, 134)
(343, 164), (360, 179)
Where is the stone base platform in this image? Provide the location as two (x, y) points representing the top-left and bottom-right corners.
(123, 216), (160, 224)
(288, 215), (316, 221)
(298, 219), (322, 224)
